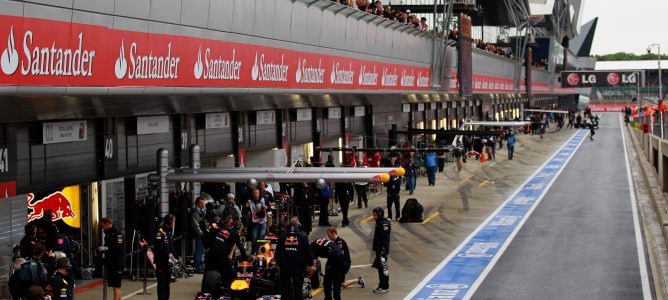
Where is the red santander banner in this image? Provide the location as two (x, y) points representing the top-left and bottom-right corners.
(0, 15), (431, 91)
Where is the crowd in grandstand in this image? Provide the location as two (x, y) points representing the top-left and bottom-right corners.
(331, 0), (430, 31)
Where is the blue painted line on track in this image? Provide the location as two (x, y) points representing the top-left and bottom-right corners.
(405, 129), (589, 300)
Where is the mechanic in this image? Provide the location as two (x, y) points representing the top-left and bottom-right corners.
(275, 217), (312, 300)
(383, 171), (402, 221)
(323, 227), (352, 300)
(334, 182), (355, 227)
(203, 218), (247, 293)
(154, 214), (176, 300)
(371, 207), (391, 294)
(46, 257), (74, 300)
(100, 217), (124, 300)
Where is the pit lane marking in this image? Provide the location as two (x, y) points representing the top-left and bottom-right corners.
(360, 215), (374, 223)
(458, 175), (475, 185)
(310, 287), (324, 297)
(420, 212), (440, 224)
(122, 283), (158, 299)
(405, 129), (589, 300)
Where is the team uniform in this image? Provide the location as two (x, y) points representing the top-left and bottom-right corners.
(103, 225), (125, 287)
(153, 226), (175, 300)
(372, 217), (391, 292)
(275, 227), (312, 300)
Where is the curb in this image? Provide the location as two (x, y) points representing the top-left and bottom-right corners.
(625, 123), (668, 299)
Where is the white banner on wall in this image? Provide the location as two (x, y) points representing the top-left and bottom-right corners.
(257, 110), (276, 125)
(137, 116), (170, 135)
(418, 103), (425, 111)
(354, 106), (365, 117)
(205, 113), (230, 129)
(43, 120), (88, 144)
(297, 109), (312, 121)
(328, 107), (341, 119)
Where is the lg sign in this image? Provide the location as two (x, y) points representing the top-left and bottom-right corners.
(561, 71), (639, 88)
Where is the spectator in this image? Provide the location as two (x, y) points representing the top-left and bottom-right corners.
(356, 0), (371, 12)
(419, 17), (428, 31)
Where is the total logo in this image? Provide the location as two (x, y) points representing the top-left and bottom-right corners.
(193, 46), (242, 81)
(358, 65), (378, 86)
(1, 26), (95, 77)
(330, 62), (355, 85)
(380, 67), (398, 87)
(251, 52), (289, 82)
(114, 39), (181, 80)
(295, 58), (325, 84)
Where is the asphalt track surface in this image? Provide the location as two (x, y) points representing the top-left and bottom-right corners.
(473, 115), (650, 300)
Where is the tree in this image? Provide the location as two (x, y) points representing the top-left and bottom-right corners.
(594, 52), (668, 61)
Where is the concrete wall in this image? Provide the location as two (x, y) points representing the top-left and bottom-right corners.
(5, 0), (433, 67)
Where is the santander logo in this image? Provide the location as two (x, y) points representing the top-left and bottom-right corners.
(416, 71), (429, 87)
(381, 68), (398, 87)
(1, 26), (95, 77)
(295, 58), (324, 84)
(114, 40), (128, 79)
(400, 70), (415, 87)
(1, 26), (18, 75)
(114, 39), (181, 80)
(251, 52), (288, 82)
(193, 46), (241, 81)
(330, 62), (354, 85)
(194, 46), (203, 79)
(358, 65), (378, 86)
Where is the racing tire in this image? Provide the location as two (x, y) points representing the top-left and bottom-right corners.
(201, 270), (221, 295)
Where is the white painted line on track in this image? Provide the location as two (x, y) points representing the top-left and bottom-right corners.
(619, 113), (653, 300)
(121, 283), (158, 299)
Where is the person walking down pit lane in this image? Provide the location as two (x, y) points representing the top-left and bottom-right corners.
(371, 207), (391, 294)
(275, 217), (312, 300)
(383, 172), (402, 221)
(425, 151), (437, 186)
(506, 131), (516, 160)
(335, 182), (355, 227)
(100, 217), (124, 300)
(404, 152), (419, 195)
(154, 214), (176, 300)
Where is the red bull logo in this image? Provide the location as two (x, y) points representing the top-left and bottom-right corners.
(26, 191), (77, 222)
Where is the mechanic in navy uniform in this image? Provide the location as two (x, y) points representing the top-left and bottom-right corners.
(323, 227), (351, 300)
(100, 217), (124, 300)
(371, 207), (391, 294)
(154, 214), (176, 300)
(46, 257), (74, 300)
(202, 218), (247, 294)
(275, 217), (312, 300)
(334, 182), (355, 227)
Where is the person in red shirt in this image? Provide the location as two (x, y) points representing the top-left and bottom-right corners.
(368, 147), (381, 168)
(345, 147), (358, 167)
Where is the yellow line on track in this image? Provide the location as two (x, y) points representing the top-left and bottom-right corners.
(311, 287), (324, 296)
(420, 212), (440, 224)
(360, 215), (374, 223)
(458, 175), (474, 185)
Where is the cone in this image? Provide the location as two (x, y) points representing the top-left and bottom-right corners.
(480, 147), (486, 162)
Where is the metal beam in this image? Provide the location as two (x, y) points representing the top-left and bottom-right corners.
(165, 172), (391, 183)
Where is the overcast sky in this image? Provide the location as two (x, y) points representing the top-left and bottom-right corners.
(581, 0), (668, 55)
